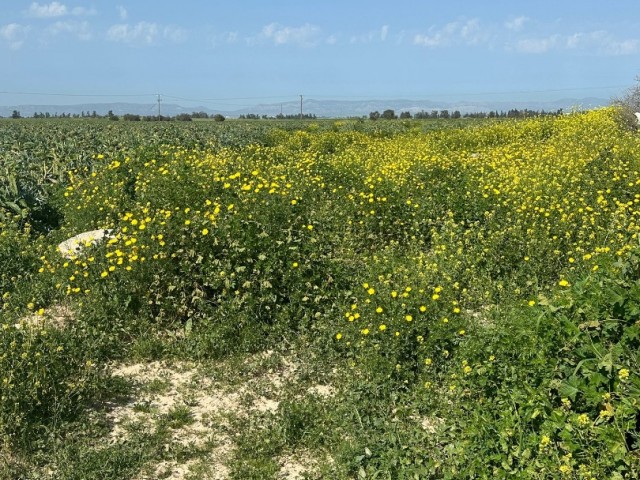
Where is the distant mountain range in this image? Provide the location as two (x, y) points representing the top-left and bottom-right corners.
(0, 97), (611, 119)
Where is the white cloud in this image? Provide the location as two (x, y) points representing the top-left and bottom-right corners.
(47, 20), (92, 40)
(512, 30), (640, 55)
(107, 22), (186, 45)
(414, 19), (487, 47)
(460, 19), (484, 44)
(107, 22), (155, 45)
(28, 2), (67, 18)
(505, 16), (528, 31)
(514, 35), (559, 53)
(606, 38), (640, 55)
(117, 6), (128, 20)
(566, 30), (640, 55)
(325, 34), (337, 45)
(260, 22), (321, 46)
(413, 32), (442, 47)
(0, 23), (30, 49)
(27, 2), (95, 18)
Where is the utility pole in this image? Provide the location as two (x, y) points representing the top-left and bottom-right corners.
(299, 94), (303, 120)
(280, 103), (283, 117)
(157, 94), (162, 119)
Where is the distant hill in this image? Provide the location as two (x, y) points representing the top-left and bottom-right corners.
(0, 97), (611, 119)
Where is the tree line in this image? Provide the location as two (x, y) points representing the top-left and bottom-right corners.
(7, 107), (564, 122)
(7, 110), (224, 122)
(369, 108), (564, 120)
(238, 113), (317, 120)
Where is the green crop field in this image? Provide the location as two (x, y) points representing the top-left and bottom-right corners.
(2, 110), (640, 479)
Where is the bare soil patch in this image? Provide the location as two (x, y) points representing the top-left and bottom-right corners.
(105, 351), (334, 479)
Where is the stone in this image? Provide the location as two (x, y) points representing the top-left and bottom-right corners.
(58, 229), (113, 258)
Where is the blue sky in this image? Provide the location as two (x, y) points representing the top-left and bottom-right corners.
(1, 1), (639, 109)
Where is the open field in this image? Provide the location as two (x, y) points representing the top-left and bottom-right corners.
(2, 110), (640, 478)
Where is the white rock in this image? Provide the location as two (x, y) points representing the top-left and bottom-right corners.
(635, 112), (640, 125)
(58, 229), (113, 258)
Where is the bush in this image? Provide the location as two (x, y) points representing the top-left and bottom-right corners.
(0, 321), (103, 447)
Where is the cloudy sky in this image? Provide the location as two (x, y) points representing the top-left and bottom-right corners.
(1, 0), (639, 108)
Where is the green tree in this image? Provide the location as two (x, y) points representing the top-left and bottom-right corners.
(382, 109), (397, 120)
(369, 111), (380, 121)
(613, 77), (640, 128)
(11, 110), (21, 119)
(618, 76), (640, 111)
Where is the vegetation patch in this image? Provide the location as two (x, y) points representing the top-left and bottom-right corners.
(2, 110), (640, 477)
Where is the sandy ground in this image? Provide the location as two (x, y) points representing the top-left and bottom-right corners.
(107, 351), (334, 479)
